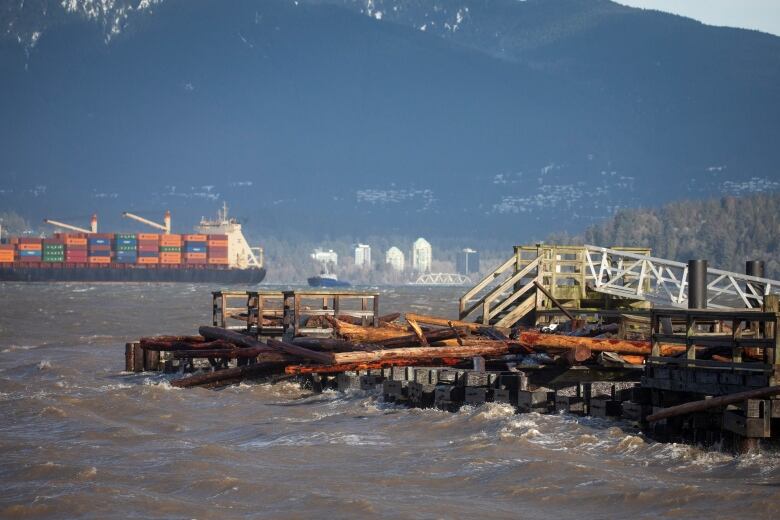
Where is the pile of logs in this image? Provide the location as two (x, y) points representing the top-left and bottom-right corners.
(137, 314), (677, 389)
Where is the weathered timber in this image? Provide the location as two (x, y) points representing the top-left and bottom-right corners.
(291, 338), (381, 352)
(326, 317), (411, 343)
(533, 280), (575, 321)
(172, 346), (270, 359)
(404, 313), (504, 333)
(139, 335), (205, 344)
(561, 345), (592, 365)
(406, 318), (428, 346)
(646, 385), (780, 423)
(379, 312), (402, 323)
(620, 355), (646, 365)
(140, 339), (237, 352)
(376, 327), (466, 349)
(517, 332), (684, 356)
(285, 358), (465, 375)
(198, 326), (274, 351)
(330, 342), (512, 365)
(266, 339), (334, 364)
(171, 361), (290, 388)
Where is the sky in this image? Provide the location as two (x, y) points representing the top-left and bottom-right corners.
(617, 0), (780, 37)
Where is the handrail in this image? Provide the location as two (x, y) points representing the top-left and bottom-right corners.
(482, 257), (540, 323)
(459, 253), (518, 318)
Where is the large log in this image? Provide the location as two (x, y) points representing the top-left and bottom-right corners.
(198, 326), (275, 351)
(266, 339), (334, 364)
(330, 342), (512, 365)
(285, 357), (465, 375)
(291, 337), (382, 352)
(171, 360), (289, 388)
(517, 332), (683, 356)
(172, 346), (271, 359)
(141, 339), (237, 352)
(376, 327), (466, 349)
(404, 313), (488, 332)
(646, 385), (780, 423)
(139, 335), (205, 344)
(326, 317), (412, 342)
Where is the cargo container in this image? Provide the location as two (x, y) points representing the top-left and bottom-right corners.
(1, 204), (264, 283)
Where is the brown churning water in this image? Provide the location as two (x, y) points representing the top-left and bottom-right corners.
(0, 283), (779, 519)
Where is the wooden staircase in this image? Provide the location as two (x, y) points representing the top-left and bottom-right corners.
(459, 245), (653, 328)
(459, 251), (541, 328)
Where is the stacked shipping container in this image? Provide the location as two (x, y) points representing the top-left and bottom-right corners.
(88, 234), (112, 264)
(208, 234), (229, 265)
(65, 236), (88, 263)
(115, 233), (138, 263)
(184, 234), (207, 265)
(0, 243), (15, 263)
(17, 238), (42, 263)
(160, 234), (182, 265)
(137, 234), (159, 265)
(1, 232), (231, 268)
(42, 239), (65, 262)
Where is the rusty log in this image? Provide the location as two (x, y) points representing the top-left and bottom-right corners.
(284, 357), (465, 375)
(330, 342), (512, 365)
(404, 313), (489, 332)
(379, 312), (402, 323)
(406, 318), (428, 346)
(646, 385), (780, 423)
(620, 355), (646, 365)
(325, 317), (412, 343)
(562, 344), (592, 365)
(517, 332), (684, 356)
(266, 339), (334, 364)
(376, 327), (466, 349)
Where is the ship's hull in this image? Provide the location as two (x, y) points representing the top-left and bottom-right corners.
(0, 266), (266, 284)
(307, 276), (351, 288)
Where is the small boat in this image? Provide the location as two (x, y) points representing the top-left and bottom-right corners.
(307, 272), (351, 288)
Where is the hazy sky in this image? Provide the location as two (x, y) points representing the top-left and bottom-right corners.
(617, 0), (780, 36)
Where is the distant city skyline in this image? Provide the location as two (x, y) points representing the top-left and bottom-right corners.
(617, 0), (780, 36)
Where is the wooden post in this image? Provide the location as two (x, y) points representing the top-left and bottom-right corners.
(132, 342), (144, 373)
(763, 294), (780, 370)
(294, 293), (301, 337)
(125, 342), (135, 372)
(144, 348), (160, 372)
(373, 295), (379, 328)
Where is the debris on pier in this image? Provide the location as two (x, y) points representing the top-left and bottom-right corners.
(125, 245), (780, 452)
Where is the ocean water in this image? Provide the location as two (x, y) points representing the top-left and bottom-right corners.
(1, 283), (779, 519)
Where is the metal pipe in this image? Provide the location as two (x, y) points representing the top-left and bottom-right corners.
(746, 260), (766, 308)
(688, 259), (708, 309)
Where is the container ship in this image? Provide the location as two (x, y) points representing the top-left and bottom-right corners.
(0, 203), (266, 284)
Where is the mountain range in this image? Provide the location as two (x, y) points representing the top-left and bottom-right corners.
(1, 0), (779, 244)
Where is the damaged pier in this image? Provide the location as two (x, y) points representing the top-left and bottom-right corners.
(125, 245), (780, 452)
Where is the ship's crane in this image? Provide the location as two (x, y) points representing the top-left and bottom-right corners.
(43, 214), (97, 234)
(122, 210), (171, 234)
